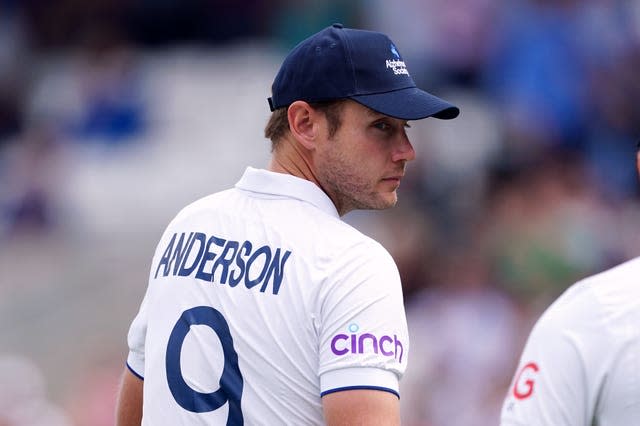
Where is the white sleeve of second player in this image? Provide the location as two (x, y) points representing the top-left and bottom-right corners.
(500, 286), (600, 426)
(317, 240), (409, 397)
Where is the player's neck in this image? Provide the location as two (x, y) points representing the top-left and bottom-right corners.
(268, 137), (320, 186)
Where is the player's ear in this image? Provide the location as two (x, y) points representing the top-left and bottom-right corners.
(287, 101), (319, 150)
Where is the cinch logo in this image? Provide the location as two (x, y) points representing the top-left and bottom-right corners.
(330, 323), (404, 363)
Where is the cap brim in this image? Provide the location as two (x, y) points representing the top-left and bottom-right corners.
(351, 87), (459, 120)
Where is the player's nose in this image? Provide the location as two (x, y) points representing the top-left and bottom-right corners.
(392, 133), (416, 163)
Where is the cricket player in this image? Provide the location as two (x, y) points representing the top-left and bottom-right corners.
(500, 145), (640, 424)
(116, 24), (459, 425)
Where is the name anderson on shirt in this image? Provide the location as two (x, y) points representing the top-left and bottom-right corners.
(154, 231), (292, 295)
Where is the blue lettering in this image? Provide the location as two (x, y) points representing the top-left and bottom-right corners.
(155, 233), (177, 279)
(158, 230), (292, 296)
(229, 241), (251, 287)
(170, 232), (194, 275)
(244, 246), (271, 289)
(212, 240), (239, 285)
(260, 248), (291, 295)
(178, 232), (207, 276)
(195, 235), (226, 281)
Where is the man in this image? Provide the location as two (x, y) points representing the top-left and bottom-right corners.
(500, 145), (640, 424)
(116, 23), (459, 425)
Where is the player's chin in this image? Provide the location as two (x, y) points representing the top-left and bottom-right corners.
(371, 192), (398, 210)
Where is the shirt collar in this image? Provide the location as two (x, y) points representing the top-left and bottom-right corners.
(235, 167), (340, 218)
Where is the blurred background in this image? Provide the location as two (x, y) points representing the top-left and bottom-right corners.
(1, 0), (640, 425)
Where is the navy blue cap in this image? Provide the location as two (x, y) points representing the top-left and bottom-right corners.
(268, 24), (459, 120)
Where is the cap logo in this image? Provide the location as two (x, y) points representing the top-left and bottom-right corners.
(390, 44), (400, 59)
(385, 59), (408, 76)
(385, 43), (408, 76)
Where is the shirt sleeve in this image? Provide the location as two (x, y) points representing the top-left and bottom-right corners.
(125, 227), (176, 380)
(500, 285), (597, 426)
(317, 240), (409, 397)
(126, 290), (149, 379)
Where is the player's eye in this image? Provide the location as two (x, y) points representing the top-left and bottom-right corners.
(373, 121), (392, 132)
(373, 121), (410, 133)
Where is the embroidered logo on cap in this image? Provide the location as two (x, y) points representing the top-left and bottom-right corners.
(386, 43), (408, 76)
(390, 44), (400, 59)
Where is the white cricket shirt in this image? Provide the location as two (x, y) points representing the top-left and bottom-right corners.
(127, 167), (410, 425)
(500, 257), (640, 426)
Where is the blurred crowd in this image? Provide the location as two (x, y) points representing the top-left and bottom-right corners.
(1, 0), (640, 425)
